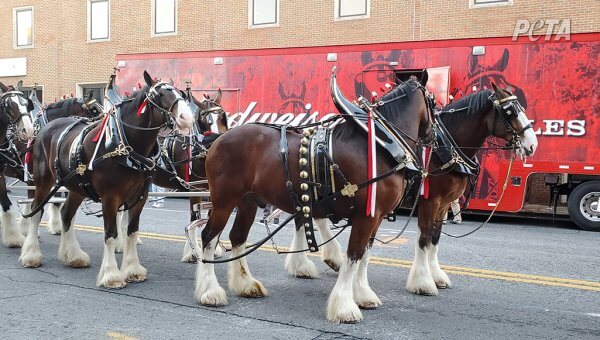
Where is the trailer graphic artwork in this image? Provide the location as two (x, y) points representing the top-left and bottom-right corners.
(117, 34), (599, 214)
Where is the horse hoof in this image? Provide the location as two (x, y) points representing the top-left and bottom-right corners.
(198, 288), (228, 307)
(124, 265), (148, 283)
(358, 302), (381, 310)
(21, 257), (42, 268)
(324, 259), (340, 272)
(97, 271), (128, 289)
(239, 280), (269, 298)
(436, 282), (449, 289)
(127, 274), (147, 283)
(69, 258), (91, 268)
(181, 253), (198, 263)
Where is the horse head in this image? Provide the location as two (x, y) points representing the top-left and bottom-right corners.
(0, 81), (35, 140)
(489, 83), (538, 158)
(142, 70), (193, 133)
(194, 89), (228, 135)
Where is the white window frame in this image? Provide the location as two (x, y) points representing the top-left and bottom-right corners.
(469, 0), (513, 9)
(21, 85), (45, 105)
(248, 0), (280, 29)
(151, 0), (177, 37)
(87, 0), (110, 42)
(76, 82), (108, 103)
(13, 6), (34, 49)
(334, 0), (370, 21)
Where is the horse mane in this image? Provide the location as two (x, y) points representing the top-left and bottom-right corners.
(439, 89), (493, 127)
(332, 79), (421, 141)
(120, 86), (148, 115)
(44, 98), (78, 118)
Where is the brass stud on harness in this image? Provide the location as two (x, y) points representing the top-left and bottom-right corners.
(307, 239), (313, 244)
(301, 194), (309, 202)
(303, 130), (311, 137)
(302, 206), (311, 214)
(300, 171), (308, 179)
(301, 138), (309, 146)
(304, 223), (310, 228)
(300, 183), (309, 191)
(300, 147), (308, 155)
(299, 158), (308, 166)
(310, 247), (316, 251)
(304, 214), (310, 218)
(306, 231), (312, 236)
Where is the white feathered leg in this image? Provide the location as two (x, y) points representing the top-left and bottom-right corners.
(1, 204), (25, 248)
(18, 203), (31, 236)
(315, 218), (343, 272)
(228, 244), (268, 297)
(121, 231), (147, 282)
(97, 237), (127, 288)
(181, 227), (199, 262)
(47, 203), (62, 235)
(406, 233), (438, 296)
(194, 237), (228, 306)
(285, 226), (318, 278)
(58, 217), (90, 268)
(115, 211), (128, 253)
(428, 244), (452, 289)
(353, 249), (381, 309)
(326, 257), (362, 323)
(19, 210), (43, 267)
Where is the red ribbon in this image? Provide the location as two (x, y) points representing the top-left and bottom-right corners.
(421, 146), (431, 199)
(24, 140), (33, 163)
(92, 114), (109, 143)
(136, 99), (148, 118)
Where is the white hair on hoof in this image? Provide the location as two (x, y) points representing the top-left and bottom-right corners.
(19, 211), (43, 268)
(428, 244), (452, 289)
(326, 258), (362, 323)
(46, 203), (62, 235)
(121, 232), (147, 282)
(194, 238), (228, 306)
(58, 225), (90, 268)
(353, 250), (381, 309)
(285, 226), (318, 278)
(315, 219), (343, 272)
(1, 205), (25, 248)
(97, 238), (127, 289)
(228, 245), (268, 297)
(406, 241), (438, 296)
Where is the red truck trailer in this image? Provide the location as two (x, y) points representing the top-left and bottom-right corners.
(116, 32), (600, 231)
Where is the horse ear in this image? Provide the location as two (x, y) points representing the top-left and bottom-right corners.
(168, 78), (174, 86)
(491, 82), (502, 95)
(215, 89), (222, 104)
(420, 69), (429, 86)
(0, 82), (7, 93)
(493, 49), (510, 72)
(86, 91), (94, 102)
(143, 70), (154, 87)
(17, 80), (23, 91)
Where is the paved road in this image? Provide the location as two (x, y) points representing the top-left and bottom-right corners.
(1, 192), (599, 339)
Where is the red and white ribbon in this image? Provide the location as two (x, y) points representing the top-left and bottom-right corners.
(420, 146), (431, 199)
(366, 114), (377, 217)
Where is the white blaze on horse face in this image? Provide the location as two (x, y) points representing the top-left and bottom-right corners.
(209, 113), (220, 133)
(175, 100), (193, 134)
(11, 96), (35, 139)
(517, 110), (538, 157)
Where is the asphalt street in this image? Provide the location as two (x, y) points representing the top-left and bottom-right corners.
(1, 191), (599, 339)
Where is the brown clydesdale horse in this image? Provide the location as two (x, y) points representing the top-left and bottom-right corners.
(194, 72), (432, 323)
(407, 84), (538, 295)
(0, 82), (35, 247)
(115, 89), (230, 257)
(12, 93), (103, 237)
(19, 71), (193, 289)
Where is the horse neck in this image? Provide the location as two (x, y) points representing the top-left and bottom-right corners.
(0, 110), (9, 146)
(443, 104), (494, 159)
(120, 106), (162, 156)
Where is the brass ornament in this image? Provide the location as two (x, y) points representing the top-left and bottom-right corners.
(301, 194), (310, 202)
(300, 171), (308, 179)
(300, 183), (309, 191)
(302, 206), (311, 214)
(299, 158), (308, 166)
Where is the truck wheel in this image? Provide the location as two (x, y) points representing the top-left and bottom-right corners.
(568, 181), (600, 231)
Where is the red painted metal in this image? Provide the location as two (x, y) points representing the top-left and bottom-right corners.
(115, 33), (599, 213)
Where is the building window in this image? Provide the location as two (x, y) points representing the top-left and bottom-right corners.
(77, 83), (106, 104)
(21, 86), (44, 106)
(88, 0), (110, 41)
(249, 0), (279, 27)
(13, 7), (34, 48)
(335, 0), (370, 20)
(470, 0), (513, 8)
(152, 0), (177, 36)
